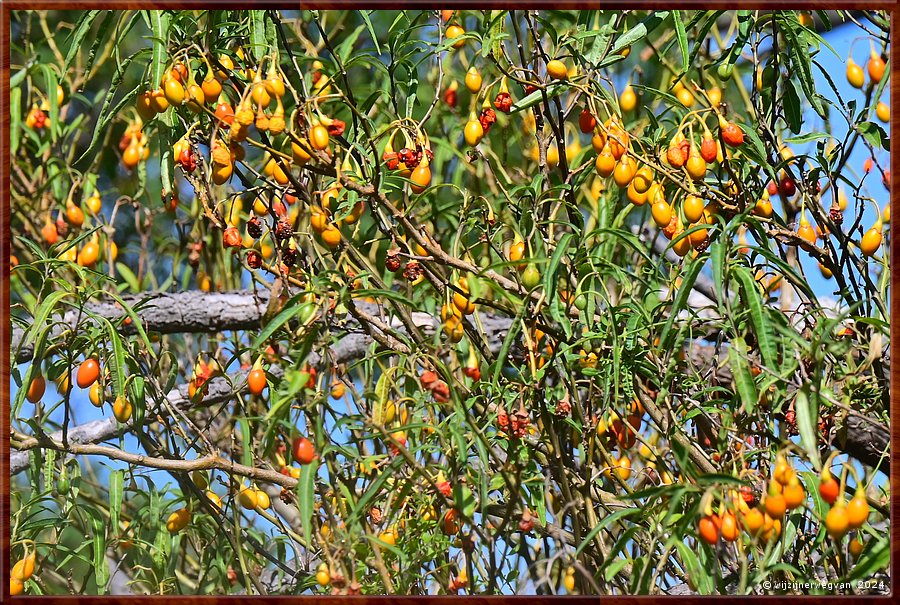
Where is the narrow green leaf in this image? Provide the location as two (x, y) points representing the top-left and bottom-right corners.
(709, 235), (726, 311)
(490, 305), (525, 384)
(89, 506), (109, 590)
(776, 13), (825, 118)
(101, 291), (156, 359)
(372, 367), (395, 426)
(10, 66), (28, 89)
(611, 12), (666, 55)
(37, 65), (59, 140)
(42, 449), (57, 493)
(11, 87), (21, 155)
(729, 336), (758, 414)
(604, 557), (630, 582)
(671, 11), (689, 72)
(674, 540), (709, 594)
(858, 121), (889, 152)
(249, 11), (267, 61)
(508, 82), (566, 113)
(264, 9), (278, 50)
(585, 13), (616, 66)
(359, 11), (382, 54)
(114, 262), (142, 292)
(734, 266), (776, 371)
(336, 25), (366, 64)
(740, 127), (772, 172)
(152, 523), (168, 569)
(542, 232), (572, 301)
(109, 470), (124, 534)
(687, 11), (725, 70)
(659, 258), (703, 351)
(452, 483), (476, 518)
(75, 56), (146, 165)
(848, 536), (890, 581)
(239, 419), (252, 467)
(83, 11), (118, 79)
(483, 10), (508, 59)
(794, 386), (820, 468)
(63, 10), (101, 73)
(21, 290), (70, 356)
(158, 108), (174, 199)
(96, 317), (126, 402)
(251, 295), (315, 350)
(148, 11), (171, 88)
(297, 460), (317, 546)
(783, 79), (802, 134)
(128, 375), (146, 428)
(574, 508), (641, 557)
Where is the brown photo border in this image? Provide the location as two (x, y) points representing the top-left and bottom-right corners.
(1, 2), (897, 600)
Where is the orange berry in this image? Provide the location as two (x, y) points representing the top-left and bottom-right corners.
(698, 515), (719, 545)
(112, 395), (133, 422)
(683, 195), (705, 223)
(76, 358), (100, 388)
(860, 226), (883, 257)
(782, 478), (806, 510)
(741, 507), (765, 535)
(66, 203), (85, 227)
(764, 493), (786, 519)
(651, 201), (673, 228)
(846, 58), (865, 89)
(26, 374), (46, 403)
(595, 148), (616, 178)
(320, 224), (342, 248)
(867, 51), (886, 83)
(685, 151), (707, 180)
(166, 507), (191, 533)
(632, 167), (653, 193)
(720, 512), (739, 542)
(442, 509), (460, 535)
(247, 367), (267, 395)
(446, 24), (466, 49)
(410, 163), (432, 194)
(849, 534), (865, 559)
(825, 502), (850, 539)
(612, 155), (637, 187)
(309, 124), (330, 151)
(846, 494), (870, 529)
(546, 59), (568, 80)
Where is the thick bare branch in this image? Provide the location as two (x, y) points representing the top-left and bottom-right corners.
(11, 289), (888, 476)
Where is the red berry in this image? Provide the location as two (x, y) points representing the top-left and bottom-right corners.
(246, 250), (262, 269)
(494, 92), (512, 112)
(720, 121), (744, 147)
(443, 86), (458, 107)
(223, 226), (242, 249)
(579, 109), (596, 134)
(779, 175), (796, 198)
(700, 137), (718, 163)
(327, 119), (346, 137)
(292, 436), (316, 465)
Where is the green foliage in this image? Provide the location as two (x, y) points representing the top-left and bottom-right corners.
(9, 8), (890, 597)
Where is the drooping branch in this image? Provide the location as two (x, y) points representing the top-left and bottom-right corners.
(13, 435), (298, 488)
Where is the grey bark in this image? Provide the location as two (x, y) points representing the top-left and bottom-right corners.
(11, 289), (888, 477)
